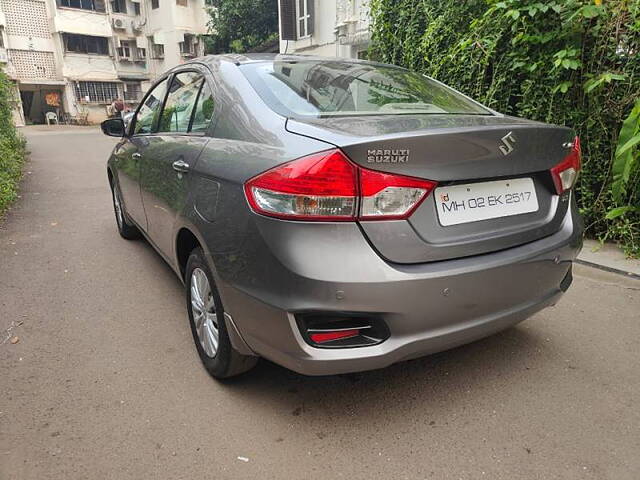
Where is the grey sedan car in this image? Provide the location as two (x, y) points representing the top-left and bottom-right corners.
(102, 54), (583, 378)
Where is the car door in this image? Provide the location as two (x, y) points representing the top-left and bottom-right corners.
(115, 77), (169, 230)
(139, 70), (212, 259)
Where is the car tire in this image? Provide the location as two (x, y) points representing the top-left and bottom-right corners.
(185, 247), (258, 379)
(110, 179), (140, 240)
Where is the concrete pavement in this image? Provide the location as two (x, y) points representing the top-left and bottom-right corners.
(579, 239), (640, 277)
(1, 126), (639, 479)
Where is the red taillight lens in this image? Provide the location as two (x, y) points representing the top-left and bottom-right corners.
(244, 149), (358, 220)
(359, 167), (437, 220)
(550, 136), (581, 195)
(244, 148), (438, 221)
(309, 329), (360, 344)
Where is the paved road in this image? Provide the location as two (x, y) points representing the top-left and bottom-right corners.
(1, 126), (639, 480)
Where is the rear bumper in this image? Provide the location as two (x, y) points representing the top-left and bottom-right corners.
(215, 198), (583, 376)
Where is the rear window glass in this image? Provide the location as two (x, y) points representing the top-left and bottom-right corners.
(239, 61), (491, 118)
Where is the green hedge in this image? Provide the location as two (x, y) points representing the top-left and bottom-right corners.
(369, 0), (640, 256)
(0, 67), (26, 215)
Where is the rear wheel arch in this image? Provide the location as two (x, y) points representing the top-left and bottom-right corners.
(176, 227), (203, 280)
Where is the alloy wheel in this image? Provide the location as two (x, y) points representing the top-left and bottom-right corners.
(113, 185), (124, 229)
(190, 267), (219, 357)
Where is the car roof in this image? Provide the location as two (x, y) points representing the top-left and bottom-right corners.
(190, 53), (406, 70)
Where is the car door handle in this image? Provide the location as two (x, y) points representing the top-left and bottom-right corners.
(172, 159), (190, 173)
(132, 152), (142, 160)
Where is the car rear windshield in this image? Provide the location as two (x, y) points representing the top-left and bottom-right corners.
(239, 60), (491, 118)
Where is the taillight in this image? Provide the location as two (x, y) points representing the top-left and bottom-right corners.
(244, 149), (437, 221)
(359, 168), (437, 220)
(244, 149), (357, 221)
(550, 136), (581, 195)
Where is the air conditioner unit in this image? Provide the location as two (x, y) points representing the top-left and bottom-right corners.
(112, 18), (126, 29)
(0, 48), (8, 63)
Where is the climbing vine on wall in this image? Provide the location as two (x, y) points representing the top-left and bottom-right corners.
(369, 0), (640, 255)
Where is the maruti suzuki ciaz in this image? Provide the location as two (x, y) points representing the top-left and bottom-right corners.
(102, 54), (583, 378)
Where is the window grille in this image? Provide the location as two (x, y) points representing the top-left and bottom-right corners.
(75, 81), (120, 103)
(124, 82), (142, 101)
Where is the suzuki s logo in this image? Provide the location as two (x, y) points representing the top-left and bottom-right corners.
(499, 131), (516, 156)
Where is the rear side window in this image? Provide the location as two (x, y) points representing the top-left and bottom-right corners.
(134, 78), (168, 135)
(190, 81), (215, 133)
(159, 72), (203, 133)
(239, 61), (491, 118)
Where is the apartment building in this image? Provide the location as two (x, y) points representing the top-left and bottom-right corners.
(0, 0), (63, 126)
(0, 0), (208, 125)
(278, 0), (370, 58)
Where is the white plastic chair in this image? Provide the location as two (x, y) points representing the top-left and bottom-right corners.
(45, 112), (58, 125)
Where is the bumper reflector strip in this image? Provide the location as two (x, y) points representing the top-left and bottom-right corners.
(309, 329), (360, 344)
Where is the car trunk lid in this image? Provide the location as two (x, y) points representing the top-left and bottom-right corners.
(286, 114), (575, 263)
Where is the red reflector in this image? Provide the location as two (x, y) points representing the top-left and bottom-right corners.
(309, 329), (360, 344)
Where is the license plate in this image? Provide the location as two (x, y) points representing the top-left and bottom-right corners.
(435, 178), (539, 227)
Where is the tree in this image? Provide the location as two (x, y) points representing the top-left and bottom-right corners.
(204, 0), (279, 54)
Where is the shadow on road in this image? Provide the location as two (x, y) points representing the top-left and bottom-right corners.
(223, 326), (546, 422)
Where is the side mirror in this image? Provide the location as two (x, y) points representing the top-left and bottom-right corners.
(101, 118), (126, 137)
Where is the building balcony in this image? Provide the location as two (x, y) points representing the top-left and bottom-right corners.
(53, 8), (111, 37)
(116, 61), (149, 81)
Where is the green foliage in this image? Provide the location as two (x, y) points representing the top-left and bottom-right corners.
(0, 67), (26, 216)
(369, 0), (640, 256)
(613, 99), (640, 202)
(203, 0), (279, 54)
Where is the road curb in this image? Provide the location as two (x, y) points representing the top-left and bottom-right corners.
(575, 259), (640, 281)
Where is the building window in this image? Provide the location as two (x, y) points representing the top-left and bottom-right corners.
(297, 0), (313, 38)
(75, 81), (120, 103)
(0, 27), (5, 48)
(117, 40), (132, 59)
(179, 34), (197, 57)
(176, 0), (187, 6)
(133, 2), (141, 15)
(110, 0), (126, 13)
(58, 0), (106, 12)
(151, 0), (159, 8)
(148, 37), (164, 59)
(64, 34), (110, 55)
(136, 47), (146, 60)
(124, 81), (142, 101)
